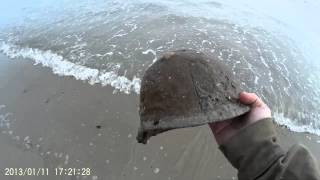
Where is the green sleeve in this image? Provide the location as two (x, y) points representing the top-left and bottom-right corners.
(219, 118), (320, 180)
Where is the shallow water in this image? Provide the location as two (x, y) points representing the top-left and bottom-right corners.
(0, 0), (320, 134)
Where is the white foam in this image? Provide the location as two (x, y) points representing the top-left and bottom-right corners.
(254, 76), (259, 84)
(1, 42), (320, 136)
(274, 112), (320, 136)
(142, 49), (157, 63)
(0, 112), (11, 129)
(0, 41), (141, 94)
(96, 52), (113, 57)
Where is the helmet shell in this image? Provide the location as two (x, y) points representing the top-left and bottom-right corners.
(137, 49), (249, 144)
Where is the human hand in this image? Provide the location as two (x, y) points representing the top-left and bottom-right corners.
(208, 92), (271, 145)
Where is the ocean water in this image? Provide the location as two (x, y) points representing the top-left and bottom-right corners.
(0, 0), (320, 135)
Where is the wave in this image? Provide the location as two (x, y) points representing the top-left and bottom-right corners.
(1, 41), (320, 137)
(274, 112), (320, 136)
(0, 41), (141, 94)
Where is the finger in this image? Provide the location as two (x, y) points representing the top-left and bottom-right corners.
(239, 92), (263, 107)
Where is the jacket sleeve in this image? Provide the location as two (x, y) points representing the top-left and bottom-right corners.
(219, 118), (320, 180)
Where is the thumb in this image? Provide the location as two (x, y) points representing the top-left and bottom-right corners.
(239, 92), (263, 108)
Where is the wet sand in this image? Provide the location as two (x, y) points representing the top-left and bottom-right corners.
(0, 53), (319, 180)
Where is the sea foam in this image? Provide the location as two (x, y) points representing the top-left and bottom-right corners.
(274, 112), (320, 136)
(0, 41), (141, 94)
(1, 41), (320, 136)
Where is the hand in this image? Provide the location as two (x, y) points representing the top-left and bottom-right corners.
(208, 92), (271, 145)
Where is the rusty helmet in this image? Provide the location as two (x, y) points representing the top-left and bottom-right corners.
(137, 49), (249, 144)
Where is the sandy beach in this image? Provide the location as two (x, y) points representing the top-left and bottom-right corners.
(0, 53), (320, 180)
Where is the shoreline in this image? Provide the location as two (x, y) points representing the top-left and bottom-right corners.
(0, 53), (319, 180)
